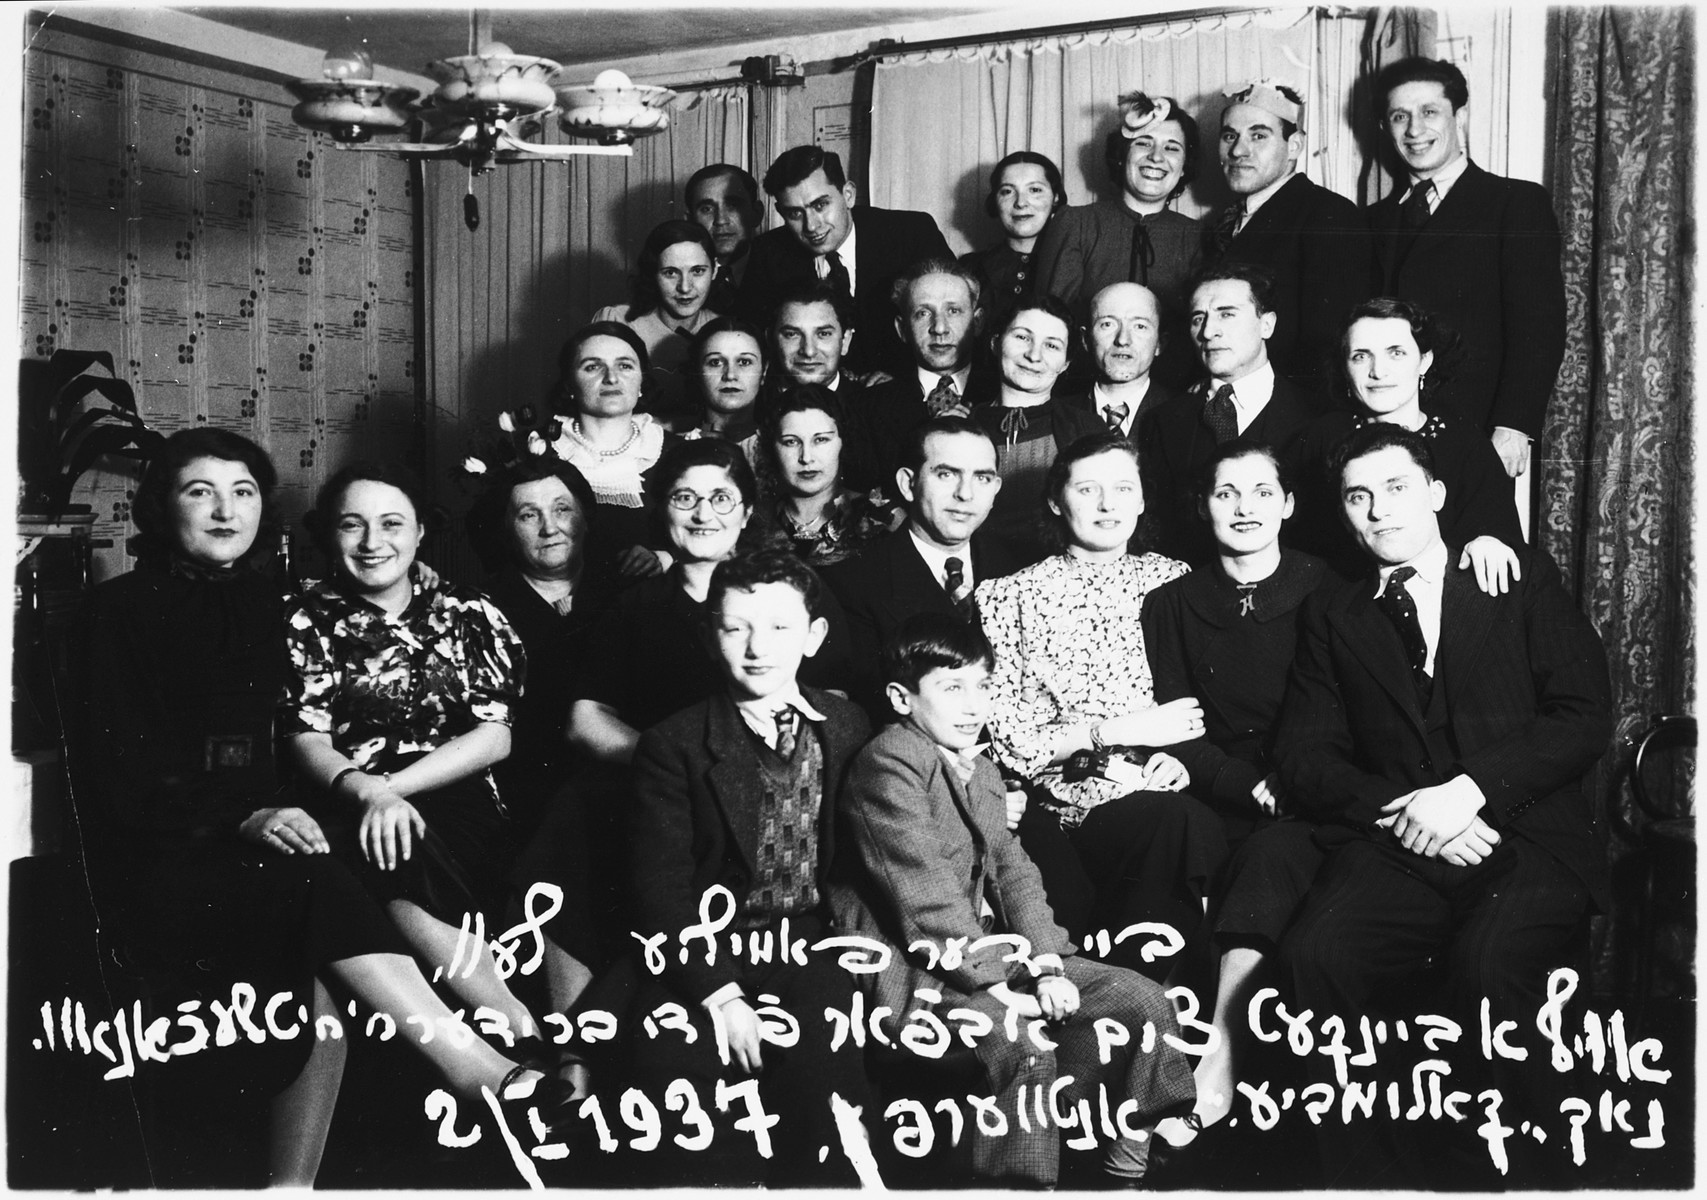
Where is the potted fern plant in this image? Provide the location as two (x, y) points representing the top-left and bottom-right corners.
(18, 349), (163, 521)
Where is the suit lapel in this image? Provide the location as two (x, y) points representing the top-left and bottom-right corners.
(891, 532), (949, 615)
(704, 695), (761, 873)
(1433, 558), (1499, 713)
(1330, 584), (1428, 735)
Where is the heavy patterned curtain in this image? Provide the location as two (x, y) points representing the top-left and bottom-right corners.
(1541, 7), (1695, 994)
(421, 87), (746, 581)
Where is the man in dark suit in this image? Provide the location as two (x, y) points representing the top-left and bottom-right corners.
(628, 550), (877, 1186)
(1275, 423), (1613, 1186)
(686, 163), (763, 315)
(1367, 57), (1566, 477)
(859, 258), (995, 494)
(767, 281), (890, 491)
(821, 416), (1017, 723)
(1138, 261), (1310, 565)
(738, 145), (953, 379)
(1059, 281), (1181, 438)
(1203, 80), (1368, 401)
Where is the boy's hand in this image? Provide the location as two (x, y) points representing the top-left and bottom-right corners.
(1036, 974), (1080, 1021)
(987, 981), (1042, 1019)
(1004, 781), (1027, 831)
(711, 996), (766, 1074)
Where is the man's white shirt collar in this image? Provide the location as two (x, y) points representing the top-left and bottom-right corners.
(1209, 361), (1277, 433)
(1405, 150), (1470, 207)
(735, 687), (827, 747)
(917, 364), (971, 398)
(812, 219), (859, 295)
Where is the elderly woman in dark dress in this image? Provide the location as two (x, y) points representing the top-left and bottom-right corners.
(75, 430), (564, 1185)
(1139, 438), (1328, 1138)
(282, 460), (555, 1055)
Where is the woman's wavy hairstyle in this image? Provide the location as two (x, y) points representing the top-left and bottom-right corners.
(1334, 295), (1463, 411)
(626, 219), (717, 321)
(129, 427), (281, 569)
(304, 460), (438, 569)
(464, 454), (597, 576)
(1037, 430), (1156, 554)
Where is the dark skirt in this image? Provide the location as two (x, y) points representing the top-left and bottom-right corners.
(321, 771), (519, 930)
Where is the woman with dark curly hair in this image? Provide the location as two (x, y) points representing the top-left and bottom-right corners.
(975, 431), (1226, 984)
(281, 460), (560, 1057)
(1291, 296), (1524, 587)
(74, 430), (566, 1184)
(756, 383), (901, 566)
(594, 219), (723, 429)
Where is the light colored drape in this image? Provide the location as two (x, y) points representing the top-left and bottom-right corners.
(421, 87), (746, 580)
(869, 7), (1346, 256)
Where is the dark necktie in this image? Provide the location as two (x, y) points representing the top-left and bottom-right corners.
(1203, 383), (1238, 444)
(925, 374), (960, 415)
(1375, 566), (1432, 697)
(1102, 402), (1130, 433)
(773, 705), (800, 760)
(1401, 179), (1436, 231)
(1208, 200), (1244, 257)
(824, 249), (852, 306)
(943, 556), (975, 619)
(1127, 217), (1156, 283)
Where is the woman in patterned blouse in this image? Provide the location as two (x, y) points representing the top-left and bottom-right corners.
(975, 431), (1226, 982)
(282, 460), (551, 1051)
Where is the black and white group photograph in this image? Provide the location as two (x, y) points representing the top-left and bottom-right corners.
(6, 0), (1695, 1191)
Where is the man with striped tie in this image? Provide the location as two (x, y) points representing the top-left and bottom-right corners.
(1059, 281), (1180, 441)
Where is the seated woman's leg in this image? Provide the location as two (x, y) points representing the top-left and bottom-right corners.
(1068, 791), (1228, 981)
(386, 899), (539, 1039)
(266, 977), (347, 1187)
(1193, 819), (1329, 1128)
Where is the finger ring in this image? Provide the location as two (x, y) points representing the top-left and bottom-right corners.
(270, 825), (287, 835)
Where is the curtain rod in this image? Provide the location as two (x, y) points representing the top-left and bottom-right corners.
(847, 4), (1339, 66)
(658, 4), (1346, 92)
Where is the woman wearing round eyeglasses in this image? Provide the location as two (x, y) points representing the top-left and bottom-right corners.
(567, 438), (848, 765)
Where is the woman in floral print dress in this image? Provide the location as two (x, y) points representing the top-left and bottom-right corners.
(975, 431), (1226, 983)
(281, 460), (546, 1044)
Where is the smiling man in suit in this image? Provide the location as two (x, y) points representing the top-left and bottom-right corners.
(1368, 57), (1566, 477)
(738, 145), (952, 379)
(1203, 80), (1368, 401)
(1275, 423), (1612, 1185)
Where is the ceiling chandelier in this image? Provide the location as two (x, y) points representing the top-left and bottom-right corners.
(288, 28), (677, 232)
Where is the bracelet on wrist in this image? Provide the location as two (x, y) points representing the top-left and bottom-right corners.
(329, 765), (363, 795)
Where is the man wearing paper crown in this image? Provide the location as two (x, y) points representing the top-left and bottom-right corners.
(1203, 79), (1369, 406)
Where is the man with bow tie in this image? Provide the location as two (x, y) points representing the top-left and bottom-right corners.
(1273, 423), (1612, 1186)
(1137, 261), (1310, 565)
